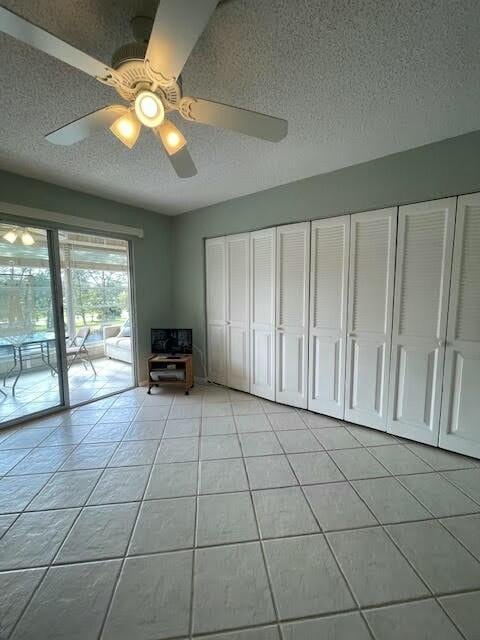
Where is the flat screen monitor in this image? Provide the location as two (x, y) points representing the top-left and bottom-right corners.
(151, 329), (193, 355)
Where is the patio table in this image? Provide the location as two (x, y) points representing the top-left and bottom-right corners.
(0, 332), (60, 395)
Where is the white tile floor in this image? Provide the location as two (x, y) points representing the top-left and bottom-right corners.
(0, 383), (479, 639)
(0, 357), (133, 424)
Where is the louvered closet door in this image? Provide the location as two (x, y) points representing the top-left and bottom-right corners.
(439, 193), (480, 458)
(308, 216), (350, 418)
(387, 199), (456, 444)
(344, 208), (397, 429)
(226, 233), (250, 392)
(276, 222), (310, 408)
(206, 237), (226, 384)
(250, 228), (276, 400)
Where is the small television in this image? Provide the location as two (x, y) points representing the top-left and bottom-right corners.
(151, 329), (193, 355)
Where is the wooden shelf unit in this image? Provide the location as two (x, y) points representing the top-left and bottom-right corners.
(147, 354), (194, 395)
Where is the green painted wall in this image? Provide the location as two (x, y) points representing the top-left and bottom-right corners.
(172, 130), (480, 375)
(0, 169), (173, 379)
(3, 130), (480, 383)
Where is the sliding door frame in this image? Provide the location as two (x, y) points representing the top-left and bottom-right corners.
(48, 229), (70, 408)
(0, 214), (139, 428)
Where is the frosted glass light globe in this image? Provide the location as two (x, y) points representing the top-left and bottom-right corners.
(134, 91), (165, 128)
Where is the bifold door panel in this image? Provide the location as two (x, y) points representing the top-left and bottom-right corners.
(226, 234), (250, 392)
(308, 216), (350, 418)
(250, 228), (276, 400)
(344, 208), (397, 430)
(276, 222), (310, 408)
(439, 194), (480, 458)
(206, 237), (227, 384)
(387, 198), (456, 444)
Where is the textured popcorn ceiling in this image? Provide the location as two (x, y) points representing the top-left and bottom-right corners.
(0, 0), (479, 215)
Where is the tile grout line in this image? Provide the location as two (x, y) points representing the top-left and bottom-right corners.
(438, 469), (480, 506)
(271, 421), (376, 640)
(379, 523), (470, 640)
(6, 435), (125, 639)
(390, 470), (480, 573)
(436, 596), (471, 640)
(317, 439), (447, 638)
(236, 426), (285, 640)
(96, 437), (163, 640)
(299, 414), (477, 638)
(188, 412), (202, 639)
(319, 436), (472, 640)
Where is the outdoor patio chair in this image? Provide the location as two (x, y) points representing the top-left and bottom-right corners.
(66, 327), (97, 375)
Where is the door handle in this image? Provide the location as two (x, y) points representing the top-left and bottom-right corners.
(348, 332), (356, 337)
(437, 339), (445, 347)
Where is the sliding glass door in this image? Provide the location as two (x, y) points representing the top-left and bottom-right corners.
(0, 222), (64, 424)
(0, 221), (136, 427)
(59, 230), (134, 406)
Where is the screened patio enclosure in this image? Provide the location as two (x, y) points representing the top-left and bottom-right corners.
(0, 222), (135, 425)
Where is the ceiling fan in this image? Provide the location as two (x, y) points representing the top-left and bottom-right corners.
(0, 1), (288, 178)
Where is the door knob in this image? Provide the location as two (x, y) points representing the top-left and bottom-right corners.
(437, 339), (444, 347)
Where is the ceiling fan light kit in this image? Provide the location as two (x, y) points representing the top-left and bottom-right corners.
(155, 120), (187, 155)
(109, 110), (142, 149)
(134, 90), (165, 128)
(0, 1), (288, 178)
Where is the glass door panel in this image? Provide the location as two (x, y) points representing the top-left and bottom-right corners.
(58, 230), (134, 406)
(0, 222), (64, 425)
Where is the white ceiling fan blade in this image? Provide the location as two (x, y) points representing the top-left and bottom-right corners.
(155, 132), (197, 178)
(0, 6), (117, 81)
(46, 106), (127, 145)
(167, 146), (197, 178)
(146, 0), (219, 81)
(181, 98), (288, 142)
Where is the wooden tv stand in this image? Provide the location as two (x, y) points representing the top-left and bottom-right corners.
(147, 354), (194, 395)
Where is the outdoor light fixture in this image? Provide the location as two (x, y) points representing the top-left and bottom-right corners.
(2, 228), (17, 244)
(21, 230), (35, 246)
(1, 227), (36, 245)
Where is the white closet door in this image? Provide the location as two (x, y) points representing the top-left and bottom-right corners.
(226, 233), (250, 392)
(250, 228), (276, 400)
(387, 198), (456, 444)
(439, 193), (480, 458)
(308, 216), (350, 417)
(344, 208), (397, 429)
(206, 237), (226, 384)
(276, 222), (310, 408)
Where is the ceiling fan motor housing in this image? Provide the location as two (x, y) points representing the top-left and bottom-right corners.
(109, 15), (181, 108)
(111, 42), (181, 109)
(111, 41), (147, 70)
